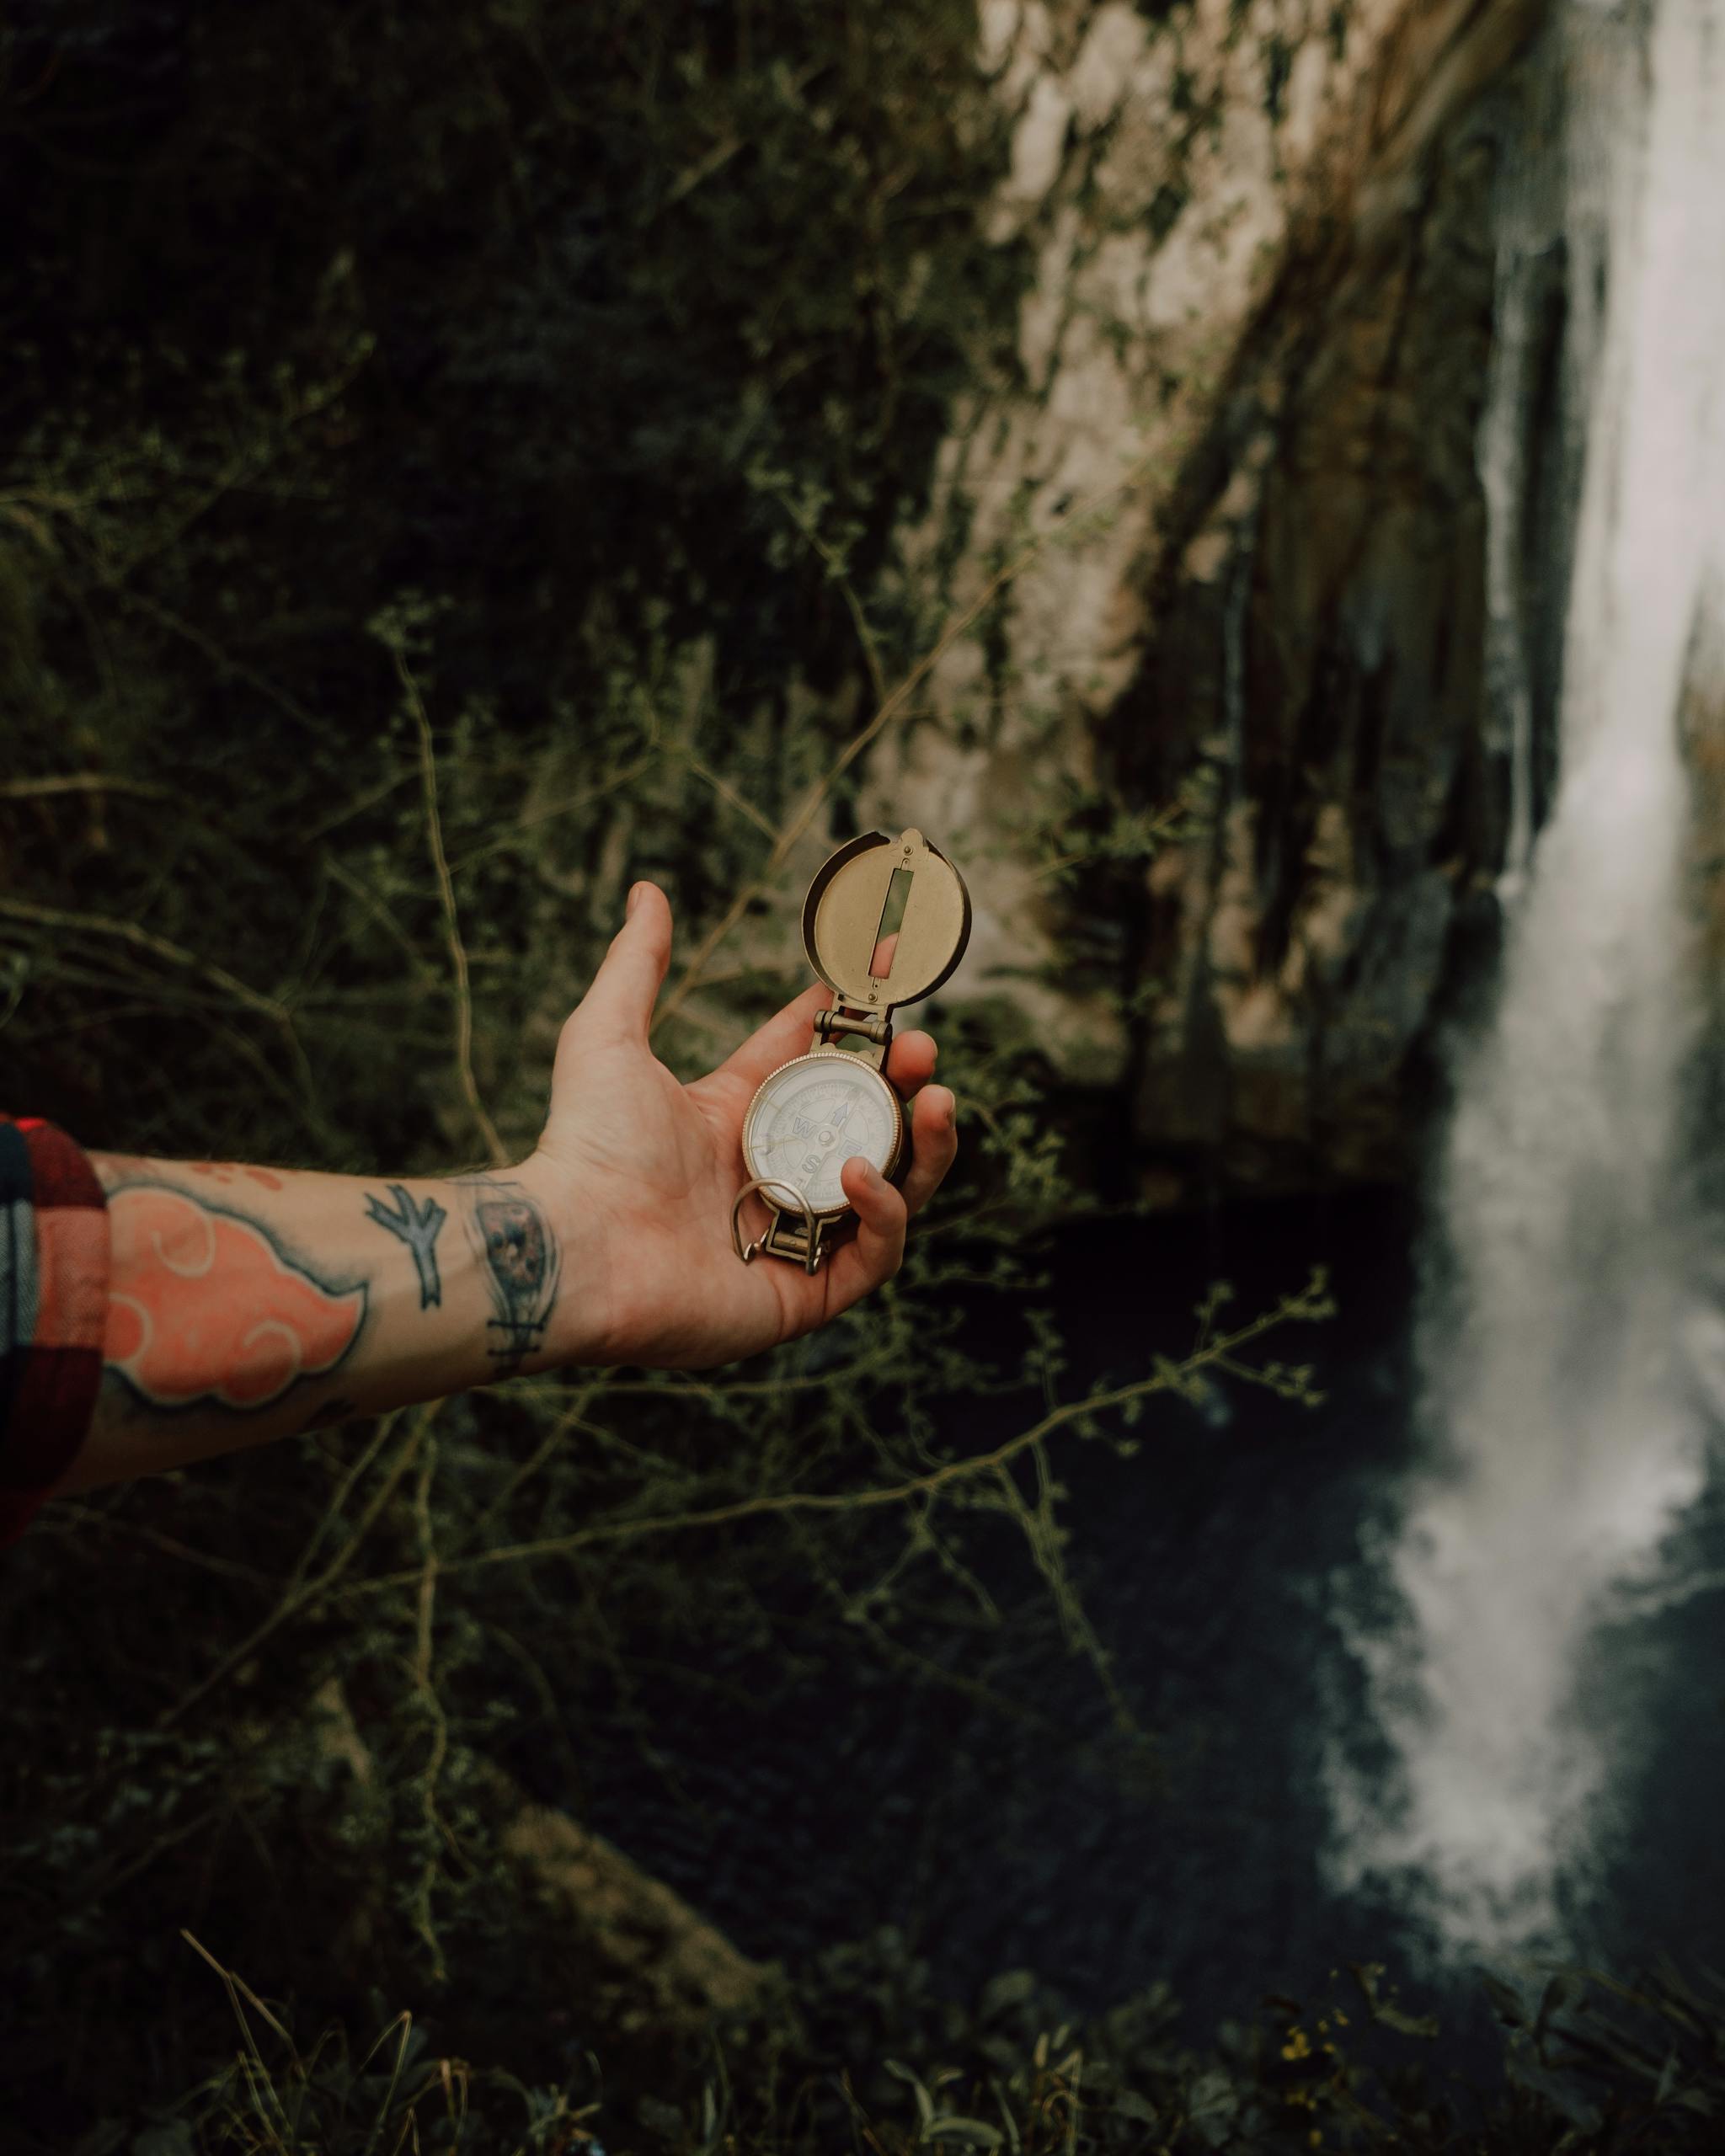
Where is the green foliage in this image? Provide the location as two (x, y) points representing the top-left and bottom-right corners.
(3, 3), (1712, 2149)
(0, 8), (1493, 2153)
(95, 1939), (1725, 2153)
(0, 6), (1343, 2144)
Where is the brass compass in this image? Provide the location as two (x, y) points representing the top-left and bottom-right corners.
(731, 827), (970, 1273)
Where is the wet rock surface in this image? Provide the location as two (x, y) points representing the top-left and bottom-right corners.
(861, 0), (1554, 1199)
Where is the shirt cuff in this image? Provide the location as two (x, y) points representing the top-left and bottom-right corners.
(0, 1119), (109, 1543)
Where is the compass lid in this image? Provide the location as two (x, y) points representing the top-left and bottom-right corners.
(801, 827), (971, 1014)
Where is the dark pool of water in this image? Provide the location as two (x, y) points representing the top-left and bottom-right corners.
(574, 1181), (1725, 2045)
(571, 1188), (1466, 2031)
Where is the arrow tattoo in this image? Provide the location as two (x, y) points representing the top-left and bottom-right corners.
(364, 1182), (448, 1310)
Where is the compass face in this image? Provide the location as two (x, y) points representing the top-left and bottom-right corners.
(742, 1054), (901, 1217)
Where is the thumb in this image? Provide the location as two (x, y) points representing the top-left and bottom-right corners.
(836, 1154), (907, 1301)
(572, 881), (673, 1042)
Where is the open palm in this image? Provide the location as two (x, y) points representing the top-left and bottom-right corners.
(527, 883), (958, 1369)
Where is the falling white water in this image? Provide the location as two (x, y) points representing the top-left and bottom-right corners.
(1475, 53), (1567, 906)
(1329, 0), (1725, 1952)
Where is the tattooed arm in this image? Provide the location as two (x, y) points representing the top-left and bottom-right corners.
(57, 882), (958, 1497)
(65, 1160), (577, 1489)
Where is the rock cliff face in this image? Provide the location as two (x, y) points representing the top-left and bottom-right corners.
(857, 0), (1553, 1199)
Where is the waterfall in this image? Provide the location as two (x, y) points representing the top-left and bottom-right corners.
(1329, 0), (1723, 1953)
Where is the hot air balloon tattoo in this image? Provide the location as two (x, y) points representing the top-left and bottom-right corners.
(457, 1177), (561, 1374)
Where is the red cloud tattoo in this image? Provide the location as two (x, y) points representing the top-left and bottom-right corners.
(104, 1187), (365, 1410)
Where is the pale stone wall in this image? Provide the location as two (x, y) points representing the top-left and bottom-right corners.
(846, 0), (1551, 1197)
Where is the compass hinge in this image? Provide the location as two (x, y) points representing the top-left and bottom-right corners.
(814, 1006), (892, 1048)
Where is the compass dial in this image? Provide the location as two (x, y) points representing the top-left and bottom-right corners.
(742, 1054), (902, 1217)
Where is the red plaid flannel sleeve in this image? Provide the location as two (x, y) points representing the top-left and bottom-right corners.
(1, 1118), (109, 1543)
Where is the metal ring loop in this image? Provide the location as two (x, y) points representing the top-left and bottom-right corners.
(730, 1176), (820, 1267)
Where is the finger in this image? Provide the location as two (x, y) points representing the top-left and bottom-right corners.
(900, 1084), (958, 1218)
(707, 982), (830, 1098)
(831, 1155), (907, 1304)
(884, 1028), (937, 1099)
(868, 928), (900, 978)
(569, 882), (672, 1043)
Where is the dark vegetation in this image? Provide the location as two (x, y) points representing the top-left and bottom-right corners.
(3, 4), (1722, 2150)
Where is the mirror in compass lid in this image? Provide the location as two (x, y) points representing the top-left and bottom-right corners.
(801, 828), (970, 1017)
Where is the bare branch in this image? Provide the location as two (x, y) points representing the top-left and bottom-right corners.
(0, 894), (288, 1023)
(652, 448), (1162, 1038)
(395, 650), (509, 1166)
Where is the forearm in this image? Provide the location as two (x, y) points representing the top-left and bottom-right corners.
(67, 1152), (595, 1492)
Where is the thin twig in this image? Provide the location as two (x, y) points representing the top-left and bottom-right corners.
(652, 448), (1160, 1038)
(1028, 803), (1187, 883)
(446, 747), (660, 873)
(304, 762), (417, 841)
(682, 750), (780, 839)
(42, 1504), (280, 1585)
(337, 1282), (1330, 1593)
(0, 894), (288, 1022)
(462, 1382), (601, 1548)
(207, 1017), (335, 1152)
(291, 1414), (401, 1580)
(407, 1436), (450, 1982)
(395, 651), (508, 1166)
(323, 855), (445, 990)
(105, 350), (371, 583)
(159, 1408), (429, 1727)
(105, 581), (334, 738)
(0, 772), (179, 805)
(773, 488), (889, 708)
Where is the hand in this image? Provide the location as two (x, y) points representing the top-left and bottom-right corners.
(526, 882), (959, 1369)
